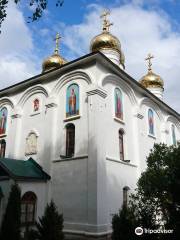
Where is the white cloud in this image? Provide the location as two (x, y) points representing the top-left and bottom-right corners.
(62, 3), (180, 113)
(0, 2), (39, 89)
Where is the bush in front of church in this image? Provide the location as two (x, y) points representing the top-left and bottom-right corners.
(112, 204), (138, 240)
(0, 183), (21, 240)
(35, 200), (64, 240)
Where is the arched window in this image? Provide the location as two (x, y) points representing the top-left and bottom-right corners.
(66, 84), (79, 118)
(21, 191), (37, 225)
(0, 139), (6, 157)
(119, 129), (125, 160)
(115, 88), (123, 120)
(0, 107), (8, 135)
(171, 124), (176, 145)
(33, 99), (40, 112)
(123, 186), (130, 206)
(148, 109), (154, 135)
(66, 124), (75, 157)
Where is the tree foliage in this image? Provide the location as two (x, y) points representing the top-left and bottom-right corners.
(112, 143), (180, 240)
(35, 200), (64, 240)
(0, 183), (21, 240)
(0, 0), (64, 31)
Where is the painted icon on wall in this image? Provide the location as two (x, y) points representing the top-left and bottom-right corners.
(0, 108), (8, 135)
(25, 132), (38, 155)
(148, 109), (154, 135)
(115, 88), (123, 120)
(171, 124), (176, 145)
(66, 84), (79, 117)
(34, 99), (40, 112)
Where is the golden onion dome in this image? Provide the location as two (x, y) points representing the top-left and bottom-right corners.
(42, 53), (67, 72)
(90, 10), (125, 68)
(90, 32), (121, 53)
(139, 54), (164, 89)
(139, 71), (164, 89)
(42, 33), (67, 73)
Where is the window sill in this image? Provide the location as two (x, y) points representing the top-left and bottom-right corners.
(0, 134), (7, 138)
(114, 117), (125, 124)
(148, 134), (156, 139)
(53, 154), (88, 162)
(64, 115), (81, 122)
(30, 111), (41, 117)
(106, 156), (137, 167)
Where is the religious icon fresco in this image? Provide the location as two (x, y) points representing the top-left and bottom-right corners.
(171, 124), (176, 145)
(0, 108), (8, 135)
(115, 88), (123, 120)
(66, 84), (79, 117)
(33, 99), (40, 112)
(148, 109), (154, 135)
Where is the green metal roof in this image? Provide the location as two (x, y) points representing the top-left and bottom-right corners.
(0, 158), (51, 181)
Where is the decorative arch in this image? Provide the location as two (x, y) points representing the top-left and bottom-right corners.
(165, 115), (180, 132)
(0, 97), (14, 109)
(0, 107), (8, 135)
(102, 74), (138, 107)
(139, 97), (164, 122)
(18, 85), (49, 108)
(114, 87), (123, 120)
(66, 83), (79, 117)
(52, 70), (92, 95)
(21, 191), (37, 225)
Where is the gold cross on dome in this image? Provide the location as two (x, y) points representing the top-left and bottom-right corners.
(145, 53), (154, 72)
(54, 33), (61, 54)
(100, 9), (113, 32)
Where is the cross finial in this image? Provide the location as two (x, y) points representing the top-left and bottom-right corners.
(54, 33), (61, 54)
(145, 53), (154, 72)
(100, 9), (113, 32)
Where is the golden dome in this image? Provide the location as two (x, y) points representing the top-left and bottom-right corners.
(42, 53), (67, 72)
(90, 10), (125, 68)
(90, 32), (121, 53)
(139, 54), (164, 89)
(42, 33), (67, 73)
(139, 71), (164, 89)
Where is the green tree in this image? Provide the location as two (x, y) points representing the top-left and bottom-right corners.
(0, 183), (21, 240)
(0, 0), (64, 31)
(112, 143), (180, 240)
(35, 200), (64, 240)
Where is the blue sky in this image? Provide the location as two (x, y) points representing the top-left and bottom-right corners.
(0, 0), (180, 112)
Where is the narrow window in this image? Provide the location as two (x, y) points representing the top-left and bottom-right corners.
(123, 186), (130, 206)
(0, 139), (6, 157)
(0, 107), (8, 135)
(148, 109), (154, 135)
(21, 192), (37, 226)
(115, 88), (123, 120)
(119, 129), (125, 160)
(66, 124), (75, 157)
(171, 124), (176, 145)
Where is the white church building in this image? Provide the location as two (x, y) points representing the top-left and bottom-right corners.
(0, 10), (179, 239)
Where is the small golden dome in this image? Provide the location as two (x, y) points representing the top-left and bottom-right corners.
(42, 33), (67, 73)
(139, 54), (164, 89)
(90, 32), (121, 53)
(139, 71), (164, 89)
(42, 53), (67, 72)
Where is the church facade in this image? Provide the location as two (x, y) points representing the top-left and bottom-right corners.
(0, 10), (180, 239)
